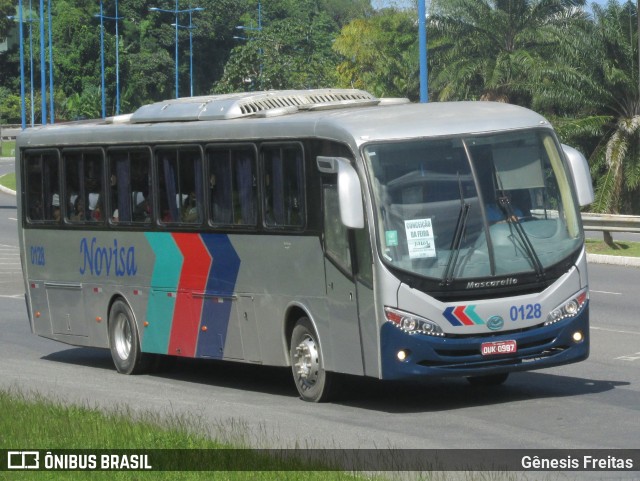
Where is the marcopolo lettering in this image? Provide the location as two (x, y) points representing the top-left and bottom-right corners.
(466, 278), (518, 289)
(79, 237), (137, 277)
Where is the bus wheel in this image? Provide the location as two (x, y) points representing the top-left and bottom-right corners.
(109, 300), (148, 375)
(466, 373), (509, 386)
(290, 317), (333, 402)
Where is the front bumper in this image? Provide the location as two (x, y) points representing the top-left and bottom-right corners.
(380, 304), (589, 380)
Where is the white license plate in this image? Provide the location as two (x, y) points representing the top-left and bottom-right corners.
(481, 340), (517, 356)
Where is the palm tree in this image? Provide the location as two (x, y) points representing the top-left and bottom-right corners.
(428, 0), (588, 105)
(554, 1), (640, 220)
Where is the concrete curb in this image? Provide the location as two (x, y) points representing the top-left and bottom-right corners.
(0, 184), (15, 196)
(586, 253), (640, 268)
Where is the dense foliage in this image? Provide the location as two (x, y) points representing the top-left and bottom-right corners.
(1, 0), (639, 213)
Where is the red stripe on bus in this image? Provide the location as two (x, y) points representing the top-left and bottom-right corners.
(168, 234), (212, 357)
(453, 305), (474, 326)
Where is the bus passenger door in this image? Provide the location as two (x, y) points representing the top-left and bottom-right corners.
(322, 184), (365, 376)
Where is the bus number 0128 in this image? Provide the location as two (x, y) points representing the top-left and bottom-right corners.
(509, 304), (542, 321)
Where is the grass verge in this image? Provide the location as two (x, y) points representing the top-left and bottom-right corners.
(0, 388), (390, 481)
(585, 238), (640, 257)
(0, 172), (15, 191)
(0, 140), (15, 157)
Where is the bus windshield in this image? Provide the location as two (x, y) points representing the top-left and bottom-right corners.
(364, 129), (582, 282)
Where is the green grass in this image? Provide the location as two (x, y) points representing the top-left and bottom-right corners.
(0, 388), (389, 481)
(0, 140), (15, 157)
(0, 172), (15, 190)
(585, 238), (640, 257)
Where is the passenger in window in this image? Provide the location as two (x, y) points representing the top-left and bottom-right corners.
(182, 192), (199, 223)
(52, 194), (61, 221)
(88, 193), (102, 221)
(28, 186), (43, 220)
(71, 198), (85, 221)
(133, 199), (151, 222)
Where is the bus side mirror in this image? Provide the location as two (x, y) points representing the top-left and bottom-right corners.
(562, 144), (595, 207)
(317, 156), (365, 229)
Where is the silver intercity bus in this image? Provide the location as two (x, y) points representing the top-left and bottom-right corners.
(16, 89), (594, 402)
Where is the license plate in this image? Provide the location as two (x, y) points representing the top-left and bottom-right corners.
(481, 340), (517, 356)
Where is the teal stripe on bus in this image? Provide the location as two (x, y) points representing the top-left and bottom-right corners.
(142, 232), (184, 354)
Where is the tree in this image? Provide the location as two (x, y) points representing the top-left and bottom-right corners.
(428, 0), (588, 105)
(214, 4), (340, 92)
(0, 0), (13, 40)
(555, 1), (640, 218)
(333, 9), (419, 99)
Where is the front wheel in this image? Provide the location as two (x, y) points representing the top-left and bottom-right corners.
(109, 299), (149, 374)
(290, 317), (334, 402)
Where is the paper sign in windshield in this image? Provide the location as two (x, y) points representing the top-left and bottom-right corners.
(404, 218), (436, 259)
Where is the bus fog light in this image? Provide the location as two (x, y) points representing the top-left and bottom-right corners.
(572, 331), (583, 343)
(397, 350), (410, 361)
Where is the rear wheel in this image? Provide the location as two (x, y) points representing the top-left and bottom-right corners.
(109, 299), (149, 374)
(466, 373), (509, 386)
(290, 317), (333, 402)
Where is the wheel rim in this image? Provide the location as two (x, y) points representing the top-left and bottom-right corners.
(293, 334), (319, 387)
(113, 313), (132, 361)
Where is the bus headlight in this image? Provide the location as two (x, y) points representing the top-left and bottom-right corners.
(384, 307), (444, 336)
(544, 289), (588, 326)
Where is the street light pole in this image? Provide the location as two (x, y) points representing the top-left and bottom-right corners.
(174, 0), (178, 99)
(234, 1), (263, 88)
(28, 1), (35, 126)
(39, 0), (47, 124)
(99, 0), (105, 118)
(18, 0), (26, 129)
(418, 0), (428, 103)
(150, 2), (203, 99)
(47, 0), (54, 123)
(188, 9), (195, 97)
(96, 0), (123, 117)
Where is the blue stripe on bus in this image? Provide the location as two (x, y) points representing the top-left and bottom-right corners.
(142, 232), (184, 354)
(197, 234), (241, 358)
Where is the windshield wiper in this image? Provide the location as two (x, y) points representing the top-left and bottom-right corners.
(441, 176), (470, 286)
(498, 194), (545, 279)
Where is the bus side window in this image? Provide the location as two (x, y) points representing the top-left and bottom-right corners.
(108, 149), (152, 224)
(207, 146), (257, 226)
(157, 147), (203, 225)
(24, 151), (60, 223)
(64, 151), (105, 224)
(323, 184), (351, 272)
(262, 144), (305, 228)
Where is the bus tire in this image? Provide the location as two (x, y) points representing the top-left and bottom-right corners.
(466, 373), (509, 386)
(108, 299), (148, 375)
(290, 317), (333, 402)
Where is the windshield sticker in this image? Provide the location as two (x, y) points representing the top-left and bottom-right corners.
(385, 230), (399, 247)
(404, 219), (436, 259)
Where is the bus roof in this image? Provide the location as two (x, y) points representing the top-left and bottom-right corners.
(16, 90), (552, 149)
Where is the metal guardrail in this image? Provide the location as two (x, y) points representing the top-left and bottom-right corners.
(581, 213), (640, 233)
